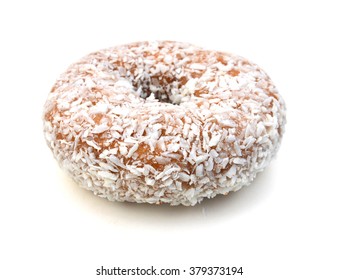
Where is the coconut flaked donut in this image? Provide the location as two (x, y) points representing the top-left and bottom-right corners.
(43, 41), (286, 206)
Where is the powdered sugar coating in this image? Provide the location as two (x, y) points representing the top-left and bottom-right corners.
(43, 41), (286, 206)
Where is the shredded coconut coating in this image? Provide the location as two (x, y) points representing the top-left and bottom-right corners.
(43, 41), (286, 206)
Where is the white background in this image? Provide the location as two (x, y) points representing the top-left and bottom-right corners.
(1, 0), (338, 279)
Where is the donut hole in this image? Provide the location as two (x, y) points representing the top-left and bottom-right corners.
(130, 72), (186, 105)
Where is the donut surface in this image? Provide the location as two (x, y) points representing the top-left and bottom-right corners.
(43, 41), (286, 206)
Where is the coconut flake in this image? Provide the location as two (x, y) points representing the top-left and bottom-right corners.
(233, 158), (247, 165)
(209, 134), (221, 147)
(195, 154), (209, 165)
(196, 164), (204, 177)
(226, 165), (237, 178)
(190, 63), (206, 70)
(127, 143), (139, 158)
(205, 157), (214, 171)
(92, 123), (109, 134)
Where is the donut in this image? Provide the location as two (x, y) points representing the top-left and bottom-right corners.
(43, 41), (286, 206)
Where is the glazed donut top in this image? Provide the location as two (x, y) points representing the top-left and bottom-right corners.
(44, 41), (285, 202)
